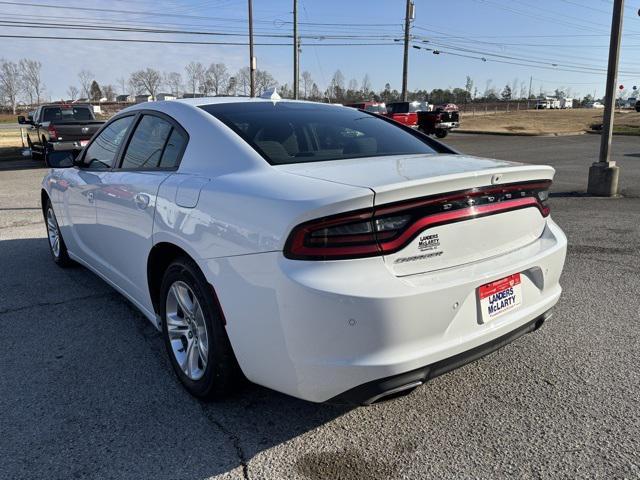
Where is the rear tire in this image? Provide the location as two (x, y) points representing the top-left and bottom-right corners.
(435, 129), (448, 138)
(159, 257), (240, 400)
(44, 199), (73, 267)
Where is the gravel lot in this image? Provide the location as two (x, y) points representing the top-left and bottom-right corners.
(1, 134), (638, 479)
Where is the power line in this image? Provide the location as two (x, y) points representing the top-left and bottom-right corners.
(0, 33), (400, 47)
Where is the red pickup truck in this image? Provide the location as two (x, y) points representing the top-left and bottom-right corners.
(383, 101), (428, 127)
(385, 101), (460, 138)
(344, 101), (387, 115)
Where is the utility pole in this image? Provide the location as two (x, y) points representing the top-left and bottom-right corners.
(248, 0), (256, 97)
(588, 0), (624, 196)
(401, 0), (413, 101)
(293, 0), (299, 99)
(528, 75), (532, 99)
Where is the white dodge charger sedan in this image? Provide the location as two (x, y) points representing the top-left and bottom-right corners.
(41, 97), (567, 404)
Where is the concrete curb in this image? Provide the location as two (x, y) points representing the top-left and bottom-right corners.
(586, 130), (640, 136)
(454, 130), (586, 137)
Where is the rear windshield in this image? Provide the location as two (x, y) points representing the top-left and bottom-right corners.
(364, 104), (386, 114)
(42, 106), (93, 122)
(386, 102), (428, 114)
(201, 102), (438, 165)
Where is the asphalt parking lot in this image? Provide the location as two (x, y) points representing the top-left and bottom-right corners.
(1, 133), (639, 480)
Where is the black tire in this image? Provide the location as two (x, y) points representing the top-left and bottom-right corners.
(28, 137), (41, 160)
(435, 129), (448, 139)
(42, 140), (51, 167)
(44, 198), (73, 267)
(159, 257), (240, 400)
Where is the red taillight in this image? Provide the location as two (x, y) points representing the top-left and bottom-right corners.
(284, 181), (551, 260)
(48, 124), (59, 139)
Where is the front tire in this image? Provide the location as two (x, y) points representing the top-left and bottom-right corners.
(435, 129), (448, 138)
(44, 199), (73, 267)
(159, 257), (240, 400)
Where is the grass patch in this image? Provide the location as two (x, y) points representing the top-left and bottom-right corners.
(460, 109), (640, 135)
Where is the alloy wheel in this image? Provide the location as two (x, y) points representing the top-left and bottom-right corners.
(165, 280), (209, 381)
(46, 208), (60, 258)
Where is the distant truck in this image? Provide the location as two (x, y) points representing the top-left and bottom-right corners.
(344, 101), (387, 115)
(560, 98), (574, 109)
(384, 101), (429, 127)
(18, 104), (104, 166)
(416, 104), (460, 138)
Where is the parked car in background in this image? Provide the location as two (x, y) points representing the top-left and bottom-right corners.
(416, 103), (460, 138)
(384, 101), (429, 127)
(636, 100), (640, 112)
(345, 101), (387, 115)
(18, 104), (104, 166)
(41, 97), (567, 404)
(587, 101), (605, 109)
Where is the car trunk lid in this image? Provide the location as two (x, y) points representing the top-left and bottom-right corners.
(277, 154), (553, 275)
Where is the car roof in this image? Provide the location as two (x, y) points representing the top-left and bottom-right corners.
(174, 96), (328, 108)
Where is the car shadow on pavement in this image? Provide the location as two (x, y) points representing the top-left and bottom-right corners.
(0, 237), (351, 479)
(0, 147), (45, 171)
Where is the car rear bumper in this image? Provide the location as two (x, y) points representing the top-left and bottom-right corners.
(329, 310), (550, 405)
(49, 140), (88, 151)
(206, 218), (567, 403)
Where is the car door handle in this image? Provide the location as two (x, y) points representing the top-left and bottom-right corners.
(134, 193), (150, 209)
(87, 192), (94, 203)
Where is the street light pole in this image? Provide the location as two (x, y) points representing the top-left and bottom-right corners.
(588, 0), (624, 196)
(248, 0), (256, 97)
(293, 0), (299, 99)
(401, 0), (413, 101)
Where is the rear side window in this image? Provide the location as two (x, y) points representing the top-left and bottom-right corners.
(120, 114), (187, 169)
(121, 115), (173, 169)
(201, 102), (438, 165)
(82, 115), (134, 170)
(159, 128), (188, 168)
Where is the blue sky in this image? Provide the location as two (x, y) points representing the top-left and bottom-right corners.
(2, 0), (640, 100)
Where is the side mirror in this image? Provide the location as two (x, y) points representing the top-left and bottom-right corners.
(17, 115), (26, 124)
(48, 149), (83, 168)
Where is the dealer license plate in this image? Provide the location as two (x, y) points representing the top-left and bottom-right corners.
(478, 273), (522, 323)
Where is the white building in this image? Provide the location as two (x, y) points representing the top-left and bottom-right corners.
(156, 93), (176, 101)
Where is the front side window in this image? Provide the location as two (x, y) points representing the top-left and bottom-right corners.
(201, 102), (438, 165)
(82, 116), (134, 170)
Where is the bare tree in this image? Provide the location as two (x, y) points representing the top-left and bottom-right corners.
(20, 59), (44, 105)
(103, 84), (116, 102)
(205, 63), (229, 96)
(328, 69), (345, 102)
(67, 85), (79, 101)
(255, 69), (276, 96)
(78, 69), (93, 99)
(0, 59), (21, 114)
(226, 76), (237, 96)
(301, 71), (313, 98)
(116, 77), (127, 95)
(184, 61), (205, 96)
(129, 68), (162, 100)
(511, 77), (519, 100)
(348, 78), (358, 92)
(236, 67), (250, 96)
(361, 74), (372, 95)
(164, 71), (182, 97)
